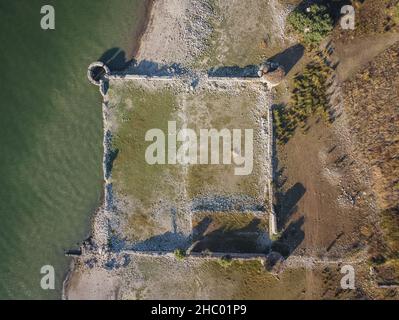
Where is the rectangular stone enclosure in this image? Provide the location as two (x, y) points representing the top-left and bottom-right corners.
(103, 75), (274, 253)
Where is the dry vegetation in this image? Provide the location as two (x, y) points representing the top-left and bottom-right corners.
(342, 42), (399, 210)
(334, 0), (399, 40)
(117, 256), (309, 299)
(273, 0), (399, 297)
(342, 42), (399, 283)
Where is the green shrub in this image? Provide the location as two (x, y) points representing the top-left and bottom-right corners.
(273, 53), (332, 143)
(174, 248), (186, 260)
(218, 255), (233, 268)
(288, 4), (333, 46)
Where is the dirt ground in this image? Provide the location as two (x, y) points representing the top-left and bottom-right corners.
(334, 32), (399, 82)
(66, 251), (379, 299)
(66, 255), (306, 300)
(275, 117), (374, 258)
(273, 0), (399, 298)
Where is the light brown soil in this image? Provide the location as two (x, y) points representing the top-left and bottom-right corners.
(276, 117), (373, 258)
(67, 256), (309, 300)
(334, 32), (399, 82)
(274, 0), (399, 298)
(65, 266), (119, 300)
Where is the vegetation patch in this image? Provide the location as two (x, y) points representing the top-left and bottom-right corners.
(381, 207), (399, 257)
(340, 42), (399, 287)
(374, 258), (399, 286)
(288, 4), (333, 47)
(109, 83), (181, 207)
(218, 255), (233, 268)
(184, 89), (268, 201)
(342, 42), (398, 216)
(174, 249), (187, 261)
(273, 53), (332, 143)
(393, 2), (399, 25)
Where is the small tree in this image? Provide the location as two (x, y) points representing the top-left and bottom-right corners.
(174, 248), (186, 261)
(288, 4), (333, 47)
(218, 255), (233, 268)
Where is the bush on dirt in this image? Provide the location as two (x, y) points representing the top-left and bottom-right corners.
(381, 207), (399, 257)
(218, 255), (233, 268)
(273, 52), (332, 144)
(288, 4), (333, 47)
(174, 248), (186, 260)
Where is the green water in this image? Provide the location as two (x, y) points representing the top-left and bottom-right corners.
(0, 0), (147, 299)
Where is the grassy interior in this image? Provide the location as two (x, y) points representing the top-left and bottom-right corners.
(184, 90), (266, 201)
(125, 256), (308, 299)
(106, 80), (270, 250)
(108, 82), (187, 242)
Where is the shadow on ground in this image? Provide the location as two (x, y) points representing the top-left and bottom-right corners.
(276, 182), (306, 230)
(98, 47), (187, 76)
(191, 195), (264, 212)
(191, 216), (271, 254)
(208, 65), (259, 77)
(268, 44), (305, 75)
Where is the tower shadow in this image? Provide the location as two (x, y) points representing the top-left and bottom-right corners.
(268, 44), (305, 75)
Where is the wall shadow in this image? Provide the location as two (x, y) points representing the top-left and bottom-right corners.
(272, 216), (305, 259)
(104, 130), (119, 180)
(208, 65), (259, 78)
(129, 59), (186, 76)
(97, 45), (305, 80)
(191, 195), (265, 212)
(98, 47), (132, 71)
(98, 47), (188, 77)
(128, 231), (191, 252)
(98, 47), (188, 76)
(191, 217), (270, 254)
(276, 182), (306, 230)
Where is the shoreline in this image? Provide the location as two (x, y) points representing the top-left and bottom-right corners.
(130, 0), (154, 58)
(62, 0), (287, 300)
(63, 0), (294, 300)
(62, 0), (154, 300)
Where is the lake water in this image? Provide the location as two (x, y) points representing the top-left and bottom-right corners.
(0, 0), (147, 299)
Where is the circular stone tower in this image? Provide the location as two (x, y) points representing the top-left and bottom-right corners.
(87, 61), (110, 86)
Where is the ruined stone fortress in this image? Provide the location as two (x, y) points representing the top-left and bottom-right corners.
(85, 60), (285, 259)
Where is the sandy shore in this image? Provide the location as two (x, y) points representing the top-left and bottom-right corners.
(135, 0), (214, 65)
(131, 0), (155, 58)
